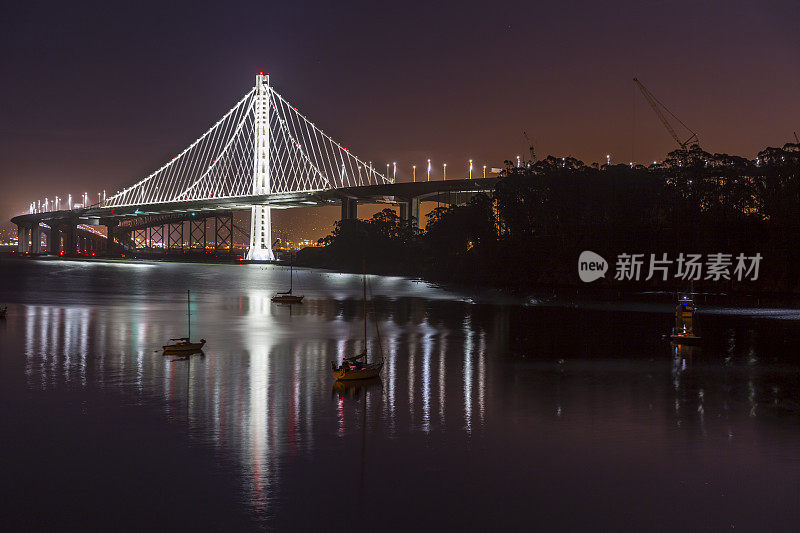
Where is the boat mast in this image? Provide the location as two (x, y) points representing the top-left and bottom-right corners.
(363, 260), (367, 363)
(370, 275), (384, 359)
(289, 254), (293, 294)
(187, 289), (190, 340)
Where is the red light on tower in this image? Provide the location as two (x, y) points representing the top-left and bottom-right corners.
(258, 71), (264, 75)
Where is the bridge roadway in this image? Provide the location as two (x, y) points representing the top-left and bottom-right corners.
(11, 177), (500, 255)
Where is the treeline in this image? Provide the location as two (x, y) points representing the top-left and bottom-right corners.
(297, 143), (800, 293)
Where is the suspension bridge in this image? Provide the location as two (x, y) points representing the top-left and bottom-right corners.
(12, 74), (497, 259)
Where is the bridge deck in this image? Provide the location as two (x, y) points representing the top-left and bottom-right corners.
(12, 177), (499, 225)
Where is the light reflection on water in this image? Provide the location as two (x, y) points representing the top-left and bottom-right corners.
(1, 260), (799, 530)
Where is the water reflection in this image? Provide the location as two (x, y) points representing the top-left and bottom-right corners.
(332, 377), (382, 400)
(18, 294), (493, 518)
(5, 261), (799, 529)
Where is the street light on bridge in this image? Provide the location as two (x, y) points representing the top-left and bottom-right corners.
(483, 165), (486, 178)
(427, 159), (431, 182)
(469, 159), (473, 179)
(412, 165), (416, 182)
(443, 163), (447, 181)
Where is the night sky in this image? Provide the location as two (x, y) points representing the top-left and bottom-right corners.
(1, 0), (798, 237)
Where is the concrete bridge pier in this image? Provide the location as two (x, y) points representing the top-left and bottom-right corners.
(30, 224), (43, 254)
(16, 223), (31, 254)
(103, 220), (120, 255)
(341, 197), (358, 221)
(398, 197), (420, 229)
(55, 223), (78, 256)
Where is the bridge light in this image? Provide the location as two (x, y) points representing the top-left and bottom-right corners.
(443, 163), (447, 181)
(469, 159), (473, 178)
(427, 159), (431, 182)
(412, 165), (416, 182)
(516, 155), (521, 167)
(483, 165), (486, 178)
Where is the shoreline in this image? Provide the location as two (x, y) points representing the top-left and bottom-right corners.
(4, 250), (800, 311)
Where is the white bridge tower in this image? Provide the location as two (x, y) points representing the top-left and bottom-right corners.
(247, 73), (275, 261)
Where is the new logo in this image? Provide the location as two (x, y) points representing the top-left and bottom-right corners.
(579, 251), (608, 282)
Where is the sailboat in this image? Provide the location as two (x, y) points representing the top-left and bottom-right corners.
(163, 290), (206, 354)
(271, 256), (303, 303)
(331, 267), (384, 381)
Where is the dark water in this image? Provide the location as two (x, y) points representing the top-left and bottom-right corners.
(1, 259), (798, 531)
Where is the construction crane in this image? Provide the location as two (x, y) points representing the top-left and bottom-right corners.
(633, 77), (699, 152)
(522, 130), (536, 161)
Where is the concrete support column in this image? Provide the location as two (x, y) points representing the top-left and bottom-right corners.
(62, 224), (77, 256)
(341, 197), (358, 221)
(50, 226), (62, 255)
(105, 220), (119, 256)
(399, 197), (421, 229)
(30, 224), (42, 254)
(16, 224), (30, 254)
